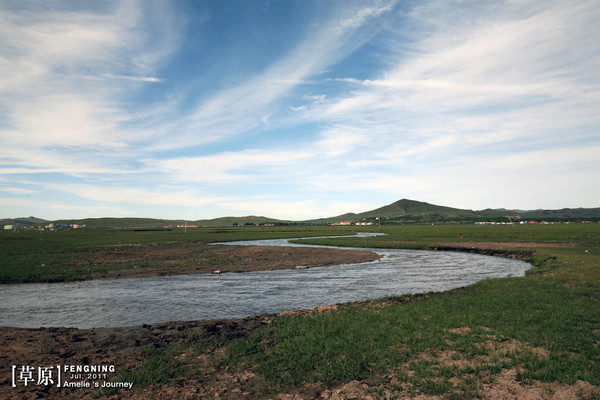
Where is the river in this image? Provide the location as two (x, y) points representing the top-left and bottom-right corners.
(0, 233), (530, 328)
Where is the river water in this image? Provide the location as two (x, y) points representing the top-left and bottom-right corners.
(0, 234), (530, 328)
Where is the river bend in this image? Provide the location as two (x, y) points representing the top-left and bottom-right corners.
(0, 234), (530, 328)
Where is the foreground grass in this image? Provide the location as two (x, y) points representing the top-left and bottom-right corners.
(226, 278), (599, 394)
(110, 224), (600, 398)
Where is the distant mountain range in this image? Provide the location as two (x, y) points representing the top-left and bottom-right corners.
(2, 199), (599, 228)
(309, 199), (600, 224)
(308, 199), (485, 224)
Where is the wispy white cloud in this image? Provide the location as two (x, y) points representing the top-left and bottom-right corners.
(303, 94), (327, 103)
(151, 1), (397, 149)
(300, 0), (600, 165)
(48, 184), (231, 209)
(0, 187), (36, 195)
(315, 126), (371, 157)
(103, 74), (163, 83)
(152, 148), (315, 184)
(0, 196), (133, 219)
(0, 0), (180, 153)
(333, 0), (395, 33)
(0, 142), (135, 178)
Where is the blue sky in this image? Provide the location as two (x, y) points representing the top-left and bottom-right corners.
(1, 0), (599, 221)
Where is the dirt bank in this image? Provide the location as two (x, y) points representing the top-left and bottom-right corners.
(84, 244), (381, 280)
(0, 316), (272, 399)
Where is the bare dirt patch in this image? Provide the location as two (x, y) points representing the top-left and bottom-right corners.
(482, 369), (598, 400)
(316, 373), (600, 400)
(448, 326), (471, 335)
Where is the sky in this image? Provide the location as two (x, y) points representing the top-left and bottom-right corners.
(1, 0), (599, 221)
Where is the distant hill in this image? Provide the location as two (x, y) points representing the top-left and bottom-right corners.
(53, 215), (290, 229)
(54, 217), (180, 229)
(0, 216), (48, 226)
(308, 199), (600, 224)
(355, 199), (481, 220)
(196, 215), (289, 227)
(3, 199), (599, 229)
(307, 199), (486, 224)
(481, 207), (600, 220)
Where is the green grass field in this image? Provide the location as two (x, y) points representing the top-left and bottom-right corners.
(3, 224), (600, 398)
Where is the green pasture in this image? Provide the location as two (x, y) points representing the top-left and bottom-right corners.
(294, 223), (599, 248)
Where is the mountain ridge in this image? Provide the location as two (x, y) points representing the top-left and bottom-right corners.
(2, 199), (599, 228)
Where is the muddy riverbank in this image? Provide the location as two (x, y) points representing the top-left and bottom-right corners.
(83, 244), (381, 280)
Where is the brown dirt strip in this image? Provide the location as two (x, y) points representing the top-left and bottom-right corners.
(80, 244), (381, 280)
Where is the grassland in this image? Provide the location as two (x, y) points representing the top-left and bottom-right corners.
(3, 223), (600, 398)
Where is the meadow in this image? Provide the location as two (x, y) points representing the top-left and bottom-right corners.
(3, 223), (600, 398)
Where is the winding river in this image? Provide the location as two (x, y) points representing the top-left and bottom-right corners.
(0, 233), (530, 328)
